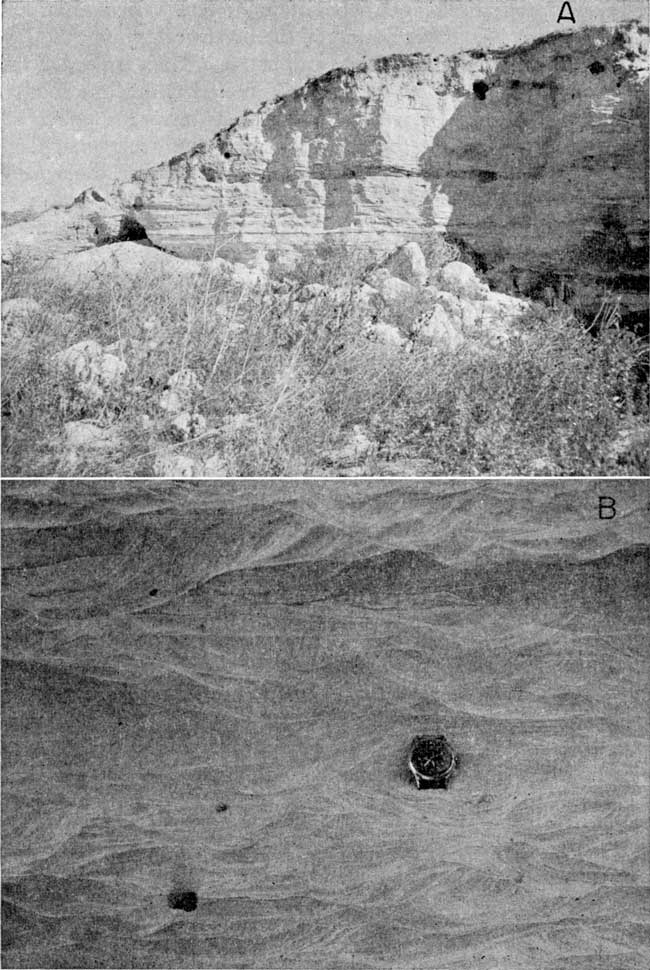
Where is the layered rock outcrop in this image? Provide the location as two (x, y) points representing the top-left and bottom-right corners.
(4, 22), (648, 323)
(2, 189), (136, 260)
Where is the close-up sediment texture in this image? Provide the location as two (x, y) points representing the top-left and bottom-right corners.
(2, 481), (648, 968)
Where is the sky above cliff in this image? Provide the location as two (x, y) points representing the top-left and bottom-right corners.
(2, 0), (647, 211)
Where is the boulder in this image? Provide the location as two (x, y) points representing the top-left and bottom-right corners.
(324, 426), (375, 467)
(436, 261), (489, 301)
(528, 457), (562, 475)
(2, 298), (41, 323)
(355, 283), (381, 311)
(606, 422), (649, 467)
(44, 309), (81, 330)
(54, 340), (127, 401)
(421, 281), (530, 340)
(425, 288), (464, 328)
(158, 389), (184, 415)
(330, 285), (355, 305)
(365, 321), (409, 348)
(169, 410), (208, 441)
(55, 339), (108, 375)
(368, 270), (415, 306)
(152, 448), (199, 477)
(201, 453), (230, 476)
(94, 353), (127, 386)
(472, 291), (529, 345)
(62, 421), (123, 463)
(384, 242), (428, 287)
(159, 370), (201, 414)
(221, 412), (256, 437)
(297, 283), (328, 301)
(135, 315), (165, 352)
(1, 301), (38, 355)
(480, 290), (529, 325)
(2, 329), (35, 363)
(459, 300), (479, 333)
(152, 449), (230, 477)
(230, 261), (265, 287)
(414, 304), (464, 352)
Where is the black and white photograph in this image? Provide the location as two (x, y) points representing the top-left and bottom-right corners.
(2, 0), (648, 476)
(1, 3), (649, 969)
(2, 479), (648, 968)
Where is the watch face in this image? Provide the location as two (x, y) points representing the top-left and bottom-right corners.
(410, 735), (454, 780)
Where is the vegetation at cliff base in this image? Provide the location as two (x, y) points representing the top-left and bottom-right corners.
(2, 242), (647, 476)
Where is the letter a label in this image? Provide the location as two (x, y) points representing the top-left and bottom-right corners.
(557, 2), (576, 23)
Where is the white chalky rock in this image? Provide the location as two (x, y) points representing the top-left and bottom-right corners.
(167, 369), (200, 393)
(55, 340), (127, 393)
(2, 298), (41, 323)
(139, 316), (164, 349)
(201, 453), (231, 476)
(231, 261), (264, 287)
(369, 270), (415, 305)
(460, 300), (479, 332)
(55, 339), (102, 377)
(384, 241), (428, 286)
(63, 420), (121, 451)
(169, 410), (207, 441)
(159, 389), (184, 415)
(327, 425), (375, 466)
(159, 369), (201, 413)
(435, 290), (465, 328)
(415, 304), (464, 351)
(437, 261), (489, 301)
(481, 290), (529, 323)
(297, 283), (328, 301)
(153, 449), (199, 477)
(330, 285), (354, 304)
(365, 321), (409, 348)
(221, 412), (256, 435)
(355, 283), (381, 310)
(96, 353), (127, 385)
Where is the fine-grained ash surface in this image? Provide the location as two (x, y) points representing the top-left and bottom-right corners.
(2, 481), (649, 969)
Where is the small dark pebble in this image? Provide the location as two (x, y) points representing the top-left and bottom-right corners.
(149, 588), (158, 597)
(215, 802), (228, 813)
(167, 890), (198, 912)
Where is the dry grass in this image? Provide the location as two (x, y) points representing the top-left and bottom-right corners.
(2, 243), (647, 475)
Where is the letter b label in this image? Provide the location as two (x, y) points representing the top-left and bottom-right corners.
(599, 496), (616, 519)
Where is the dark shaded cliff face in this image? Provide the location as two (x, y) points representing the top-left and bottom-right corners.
(111, 21), (649, 325)
(2, 481), (649, 969)
(418, 27), (649, 325)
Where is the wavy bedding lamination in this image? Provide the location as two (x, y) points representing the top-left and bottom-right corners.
(2, 481), (648, 969)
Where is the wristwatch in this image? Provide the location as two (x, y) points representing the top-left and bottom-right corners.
(408, 734), (455, 789)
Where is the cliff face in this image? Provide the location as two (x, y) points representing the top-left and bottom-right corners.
(112, 21), (649, 319)
(4, 22), (648, 322)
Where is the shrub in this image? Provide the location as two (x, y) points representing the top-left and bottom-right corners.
(418, 231), (461, 275)
(369, 304), (647, 474)
(282, 235), (373, 288)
